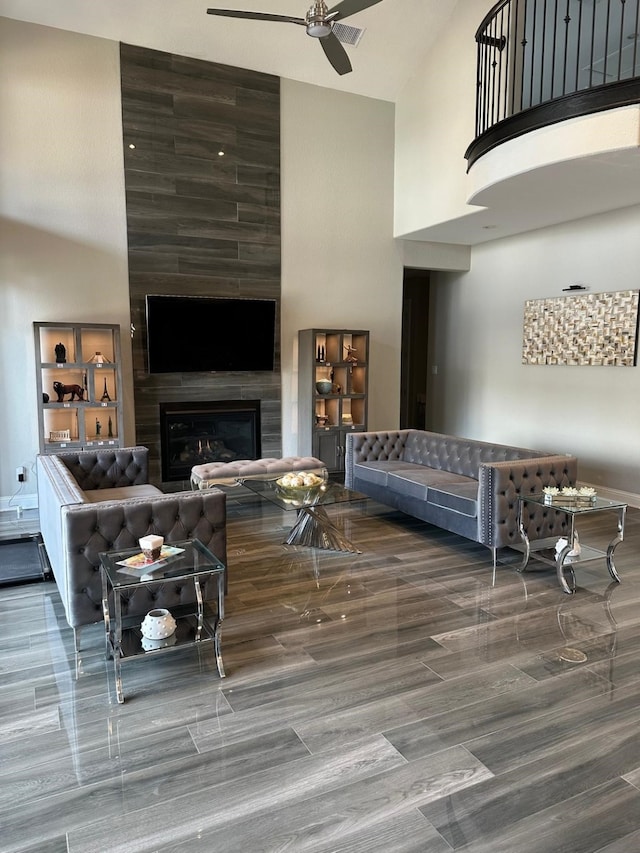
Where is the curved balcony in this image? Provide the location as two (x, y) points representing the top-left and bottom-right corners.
(465, 0), (640, 169)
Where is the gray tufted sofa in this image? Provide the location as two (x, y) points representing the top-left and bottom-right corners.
(345, 430), (578, 565)
(37, 446), (226, 649)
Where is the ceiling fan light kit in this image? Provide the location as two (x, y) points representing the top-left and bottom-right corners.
(206, 0), (383, 74)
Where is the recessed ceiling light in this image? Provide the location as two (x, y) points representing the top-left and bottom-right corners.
(128, 143), (136, 149)
(218, 150), (225, 157)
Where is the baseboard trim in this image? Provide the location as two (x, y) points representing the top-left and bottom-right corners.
(582, 482), (640, 509)
(0, 494), (38, 513)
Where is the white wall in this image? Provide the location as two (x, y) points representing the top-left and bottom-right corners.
(429, 204), (640, 498)
(0, 18), (132, 507)
(280, 80), (403, 454)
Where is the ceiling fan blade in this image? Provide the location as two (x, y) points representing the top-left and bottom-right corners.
(320, 31), (352, 75)
(206, 9), (306, 25)
(327, 0), (384, 22)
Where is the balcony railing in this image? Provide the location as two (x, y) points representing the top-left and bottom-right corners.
(466, 0), (640, 167)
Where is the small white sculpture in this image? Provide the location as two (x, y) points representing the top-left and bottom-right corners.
(555, 537), (581, 557)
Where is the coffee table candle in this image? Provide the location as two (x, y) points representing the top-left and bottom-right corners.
(139, 535), (163, 561)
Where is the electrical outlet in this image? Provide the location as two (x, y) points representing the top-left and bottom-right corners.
(16, 466), (26, 482)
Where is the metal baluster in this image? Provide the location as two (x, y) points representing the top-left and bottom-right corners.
(561, 0), (571, 95)
(617, 0), (627, 81)
(549, 0), (559, 98)
(574, 0), (584, 91)
(633, 0), (640, 78)
(539, 0), (548, 106)
(603, 0), (613, 84)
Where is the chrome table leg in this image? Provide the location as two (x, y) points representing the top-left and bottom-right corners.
(606, 505), (626, 583)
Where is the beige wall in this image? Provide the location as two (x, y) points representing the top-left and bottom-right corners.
(0, 18), (402, 502)
(429, 204), (640, 499)
(394, 0), (482, 238)
(0, 19), (132, 506)
(281, 81), (402, 455)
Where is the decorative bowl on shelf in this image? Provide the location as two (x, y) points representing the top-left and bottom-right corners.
(315, 380), (332, 395)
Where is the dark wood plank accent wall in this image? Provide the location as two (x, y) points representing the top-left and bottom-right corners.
(120, 43), (281, 487)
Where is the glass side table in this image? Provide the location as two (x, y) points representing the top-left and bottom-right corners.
(517, 493), (627, 594)
(100, 538), (225, 703)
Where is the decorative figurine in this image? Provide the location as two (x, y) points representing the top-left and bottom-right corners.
(53, 381), (85, 402)
(54, 343), (66, 363)
(101, 378), (111, 402)
(42, 392), (50, 403)
(96, 418), (102, 436)
(344, 345), (358, 363)
(108, 416), (113, 438)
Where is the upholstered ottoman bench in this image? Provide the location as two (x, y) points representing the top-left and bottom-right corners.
(191, 456), (326, 490)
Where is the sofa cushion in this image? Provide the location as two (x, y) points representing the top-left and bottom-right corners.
(84, 484), (163, 503)
(353, 461), (420, 488)
(427, 482), (479, 517)
(387, 468), (476, 502)
(402, 431), (547, 477)
(56, 446), (150, 491)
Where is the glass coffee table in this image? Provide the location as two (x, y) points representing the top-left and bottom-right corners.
(517, 493), (627, 594)
(240, 476), (367, 553)
(100, 538), (225, 703)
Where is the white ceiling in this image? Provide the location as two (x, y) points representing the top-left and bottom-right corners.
(0, 0), (456, 102)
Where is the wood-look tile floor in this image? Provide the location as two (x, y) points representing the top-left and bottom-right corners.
(2, 497), (640, 852)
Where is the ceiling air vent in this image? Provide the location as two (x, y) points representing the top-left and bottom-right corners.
(333, 22), (365, 47)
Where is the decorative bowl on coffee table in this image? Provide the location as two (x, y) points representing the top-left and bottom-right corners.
(275, 471), (326, 503)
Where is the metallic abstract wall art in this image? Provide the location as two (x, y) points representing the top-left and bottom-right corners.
(522, 290), (639, 366)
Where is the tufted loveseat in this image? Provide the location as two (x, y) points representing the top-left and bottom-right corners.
(345, 430), (578, 565)
(37, 446), (226, 649)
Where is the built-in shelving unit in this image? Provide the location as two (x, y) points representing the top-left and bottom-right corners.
(298, 328), (369, 474)
(34, 322), (124, 454)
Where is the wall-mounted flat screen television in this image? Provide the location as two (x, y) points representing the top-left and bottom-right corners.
(146, 294), (277, 373)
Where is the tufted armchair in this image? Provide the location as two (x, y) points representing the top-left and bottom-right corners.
(37, 447), (226, 650)
(345, 430), (578, 566)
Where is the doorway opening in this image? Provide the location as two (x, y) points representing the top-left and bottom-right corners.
(400, 269), (430, 429)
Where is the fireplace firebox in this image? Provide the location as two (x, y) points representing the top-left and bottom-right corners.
(159, 400), (261, 482)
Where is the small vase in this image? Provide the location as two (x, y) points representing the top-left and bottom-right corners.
(140, 608), (177, 640)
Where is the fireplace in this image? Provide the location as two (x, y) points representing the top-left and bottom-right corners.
(159, 400), (261, 482)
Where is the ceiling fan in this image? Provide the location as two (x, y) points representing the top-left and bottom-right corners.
(206, 0), (384, 75)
